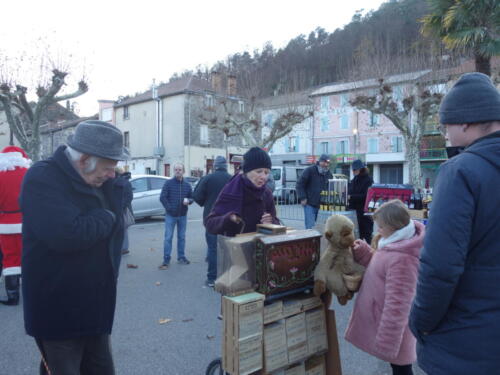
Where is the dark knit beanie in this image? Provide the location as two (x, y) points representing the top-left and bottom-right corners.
(243, 147), (272, 173)
(439, 72), (500, 125)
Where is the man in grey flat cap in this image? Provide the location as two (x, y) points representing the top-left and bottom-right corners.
(20, 120), (131, 374)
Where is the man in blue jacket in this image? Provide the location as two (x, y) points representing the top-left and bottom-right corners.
(409, 72), (500, 375)
(159, 163), (193, 269)
(193, 156), (231, 287)
(20, 120), (130, 374)
(296, 154), (333, 229)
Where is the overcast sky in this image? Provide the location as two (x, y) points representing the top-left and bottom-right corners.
(1, 0), (386, 116)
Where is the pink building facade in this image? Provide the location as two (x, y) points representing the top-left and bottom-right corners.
(310, 72), (446, 186)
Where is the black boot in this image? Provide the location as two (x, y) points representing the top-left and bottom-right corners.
(1, 274), (20, 306)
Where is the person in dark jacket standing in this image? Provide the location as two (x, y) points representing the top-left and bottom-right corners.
(296, 154), (333, 229)
(193, 156), (231, 287)
(159, 163), (193, 269)
(348, 159), (373, 243)
(409, 72), (500, 375)
(20, 120), (129, 374)
(205, 147), (279, 237)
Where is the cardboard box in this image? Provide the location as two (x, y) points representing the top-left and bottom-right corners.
(306, 309), (328, 355)
(223, 292), (265, 374)
(283, 298), (304, 317)
(238, 334), (263, 375)
(287, 342), (309, 365)
(301, 296), (322, 311)
(285, 362), (306, 375)
(286, 313), (307, 347)
(264, 300), (283, 324)
(264, 321), (288, 372)
(305, 355), (326, 375)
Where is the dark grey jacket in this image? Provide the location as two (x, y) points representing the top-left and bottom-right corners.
(409, 131), (500, 375)
(295, 164), (332, 207)
(21, 146), (126, 340)
(193, 168), (231, 219)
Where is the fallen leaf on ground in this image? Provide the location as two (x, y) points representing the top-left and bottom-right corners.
(126, 264), (138, 269)
(206, 335), (215, 340)
(182, 318), (193, 322)
(155, 281), (161, 286)
(159, 318), (172, 325)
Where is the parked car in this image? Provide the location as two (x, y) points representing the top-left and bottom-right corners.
(184, 176), (200, 190)
(130, 175), (170, 219)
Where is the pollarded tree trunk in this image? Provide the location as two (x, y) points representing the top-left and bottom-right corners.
(405, 136), (423, 189)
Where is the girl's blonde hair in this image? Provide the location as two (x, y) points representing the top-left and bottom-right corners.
(373, 199), (410, 231)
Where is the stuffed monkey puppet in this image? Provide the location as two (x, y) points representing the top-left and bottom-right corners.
(313, 215), (365, 305)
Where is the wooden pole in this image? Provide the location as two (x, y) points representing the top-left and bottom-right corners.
(323, 292), (342, 375)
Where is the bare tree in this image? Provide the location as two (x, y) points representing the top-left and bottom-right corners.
(349, 76), (443, 189)
(198, 70), (312, 150)
(0, 69), (88, 161)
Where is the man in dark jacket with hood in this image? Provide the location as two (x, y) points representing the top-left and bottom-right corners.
(193, 156), (231, 287)
(409, 72), (500, 375)
(296, 154), (333, 229)
(20, 120), (130, 374)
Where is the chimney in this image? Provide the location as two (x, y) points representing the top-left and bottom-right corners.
(227, 74), (237, 96)
(210, 71), (222, 93)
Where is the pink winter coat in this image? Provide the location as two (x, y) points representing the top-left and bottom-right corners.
(345, 220), (425, 365)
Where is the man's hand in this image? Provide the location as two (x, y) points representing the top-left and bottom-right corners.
(261, 213), (272, 224)
(229, 214), (242, 224)
(300, 199), (307, 206)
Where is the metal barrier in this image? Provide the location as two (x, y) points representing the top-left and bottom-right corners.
(274, 187), (359, 236)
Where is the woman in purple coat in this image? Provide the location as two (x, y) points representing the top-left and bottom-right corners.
(205, 147), (279, 236)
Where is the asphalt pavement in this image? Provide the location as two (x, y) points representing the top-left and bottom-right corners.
(0, 204), (424, 374)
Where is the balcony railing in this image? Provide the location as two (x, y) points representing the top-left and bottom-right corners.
(420, 148), (447, 160)
(423, 123), (442, 135)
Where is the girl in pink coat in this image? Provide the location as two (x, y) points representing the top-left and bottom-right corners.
(345, 199), (425, 375)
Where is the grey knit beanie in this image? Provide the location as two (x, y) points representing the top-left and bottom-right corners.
(214, 155), (227, 170)
(439, 72), (500, 125)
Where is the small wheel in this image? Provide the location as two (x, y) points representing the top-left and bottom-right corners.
(206, 358), (224, 375)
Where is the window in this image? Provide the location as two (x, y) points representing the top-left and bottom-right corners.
(340, 94), (349, 107)
(265, 114), (274, 128)
(131, 178), (148, 193)
(320, 117), (329, 132)
(321, 96), (329, 111)
(340, 114), (349, 130)
(124, 131), (130, 148)
(336, 140), (349, 154)
(205, 94), (214, 107)
(320, 142), (329, 154)
(238, 100), (245, 113)
(101, 108), (112, 122)
(287, 137), (299, 152)
(149, 177), (167, 190)
(123, 106), (129, 120)
(200, 125), (209, 145)
(380, 164), (403, 184)
(369, 112), (380, 127)
(367, 138), (379, 153)
(391, 136), (403, 152)
(271, 168), (281, 181)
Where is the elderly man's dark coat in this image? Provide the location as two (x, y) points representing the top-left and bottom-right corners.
(21, 146), (126, 340)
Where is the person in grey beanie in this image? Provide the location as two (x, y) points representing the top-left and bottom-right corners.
(409, 72), (500, 375)
(296, 153), (333, 229)
(193, 156), (231, 287)
(20, 120), (130, 374)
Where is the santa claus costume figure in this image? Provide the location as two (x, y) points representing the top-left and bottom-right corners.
(0, 146), (30, 305)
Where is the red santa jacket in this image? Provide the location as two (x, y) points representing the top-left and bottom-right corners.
(0, 146), (30, 234)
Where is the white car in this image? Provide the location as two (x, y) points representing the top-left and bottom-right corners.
(130, 175), (170, 219)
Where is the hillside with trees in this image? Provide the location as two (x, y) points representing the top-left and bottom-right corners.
(171, 0), (464, 97)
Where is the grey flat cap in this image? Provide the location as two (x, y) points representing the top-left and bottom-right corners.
(67, 120), (130, 161)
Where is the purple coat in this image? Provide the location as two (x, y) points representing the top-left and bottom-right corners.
(204, 173), (279, 236)
(345, 221), (425, 365)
